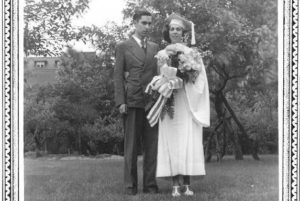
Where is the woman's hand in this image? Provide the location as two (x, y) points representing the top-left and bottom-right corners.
(119, 104), (127, 114)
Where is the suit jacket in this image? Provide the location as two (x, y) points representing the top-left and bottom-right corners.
(114, 37), (159, 108)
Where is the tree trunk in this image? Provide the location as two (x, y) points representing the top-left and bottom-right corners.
(220, 93), (246, 135)
(214, 133), (222, 162)
(221, 127), (227, 158)
(214, 120), (224, 161)
(214, 92), (226, 160)
(205, 131), (215, 162)
(251, 140), (260, 160)
(214, 91), (243, 160)
(220, 93), (259, 160)
(33, 128), (42, 157)
(224, 118), (243, 160)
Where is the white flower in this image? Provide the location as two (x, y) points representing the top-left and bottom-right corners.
(156, 44), (204, 80)
(155, 49), (169, 59)
(155, 50), (170, 67)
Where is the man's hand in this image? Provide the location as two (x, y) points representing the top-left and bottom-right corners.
(119, 104), (128, 114)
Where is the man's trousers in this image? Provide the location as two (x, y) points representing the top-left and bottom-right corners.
(123, 107), (158, 191)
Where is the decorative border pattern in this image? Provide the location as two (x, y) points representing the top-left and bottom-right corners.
(280, 0), (299, 200)
(291, 0), (299, 200)
(1, 0), (299, 201)
(4, 0), (12, 200)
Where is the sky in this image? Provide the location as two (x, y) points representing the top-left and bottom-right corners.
(70, 0), (126, 51)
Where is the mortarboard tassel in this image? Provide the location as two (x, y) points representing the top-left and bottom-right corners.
(191, 21), (196, 45)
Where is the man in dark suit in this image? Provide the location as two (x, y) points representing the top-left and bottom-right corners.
(113, 9), (159, 195)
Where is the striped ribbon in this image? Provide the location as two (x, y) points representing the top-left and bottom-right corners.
(145, 67), (183, 127)
(147, 94), (167, 127)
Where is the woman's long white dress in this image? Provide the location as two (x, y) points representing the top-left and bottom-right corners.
(156, 59), (210, 177)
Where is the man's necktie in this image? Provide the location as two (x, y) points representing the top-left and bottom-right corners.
(141, 39), (147, 53)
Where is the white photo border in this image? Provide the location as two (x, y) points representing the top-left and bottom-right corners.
(279, 0), (300, 201)
(1, 0), (299, 200)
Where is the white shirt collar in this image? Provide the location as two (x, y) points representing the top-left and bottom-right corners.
(132, 35), (145, 48)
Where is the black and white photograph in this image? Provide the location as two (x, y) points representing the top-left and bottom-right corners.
(1, 0), (299, 200)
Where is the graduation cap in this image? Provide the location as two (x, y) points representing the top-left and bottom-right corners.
(165, 13), (196, 45)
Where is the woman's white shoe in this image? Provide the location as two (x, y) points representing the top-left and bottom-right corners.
(182, 185), (194, 196)
(172, 186), (181, 197)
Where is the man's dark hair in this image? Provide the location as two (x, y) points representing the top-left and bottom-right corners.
(133, 9), (152, 22)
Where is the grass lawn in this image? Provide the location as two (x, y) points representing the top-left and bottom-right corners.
(25, 155), (278, 201)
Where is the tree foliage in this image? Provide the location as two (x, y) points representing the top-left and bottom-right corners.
(24, 0), (277, 158)
(24, 47), (124, 155)
(24, 0), (89, 56)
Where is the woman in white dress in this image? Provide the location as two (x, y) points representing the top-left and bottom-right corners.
(156, 14), (210, 197)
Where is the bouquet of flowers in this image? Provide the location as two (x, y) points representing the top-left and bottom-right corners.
(145, 43), (204, 127)
(156, 43), (203, 83)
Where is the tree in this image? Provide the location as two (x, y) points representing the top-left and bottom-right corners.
(50, 47), (124, 154)
(23, 0), (128, 154)
(24, 84), (56, 154)
(24, 47), (125, 155)
(23, 0), (277, 158)
(121, 0), (277, 160)
(24, 0), (89, 56)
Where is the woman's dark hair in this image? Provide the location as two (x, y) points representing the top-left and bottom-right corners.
(162, 24), (188, 44)
(133, 9), (152, 22)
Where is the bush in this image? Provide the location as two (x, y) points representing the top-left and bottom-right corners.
(81, 116), (124, 155)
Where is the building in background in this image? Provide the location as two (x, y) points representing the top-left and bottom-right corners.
(24, 52), (97, 87)
(24, 56), (61, 86)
